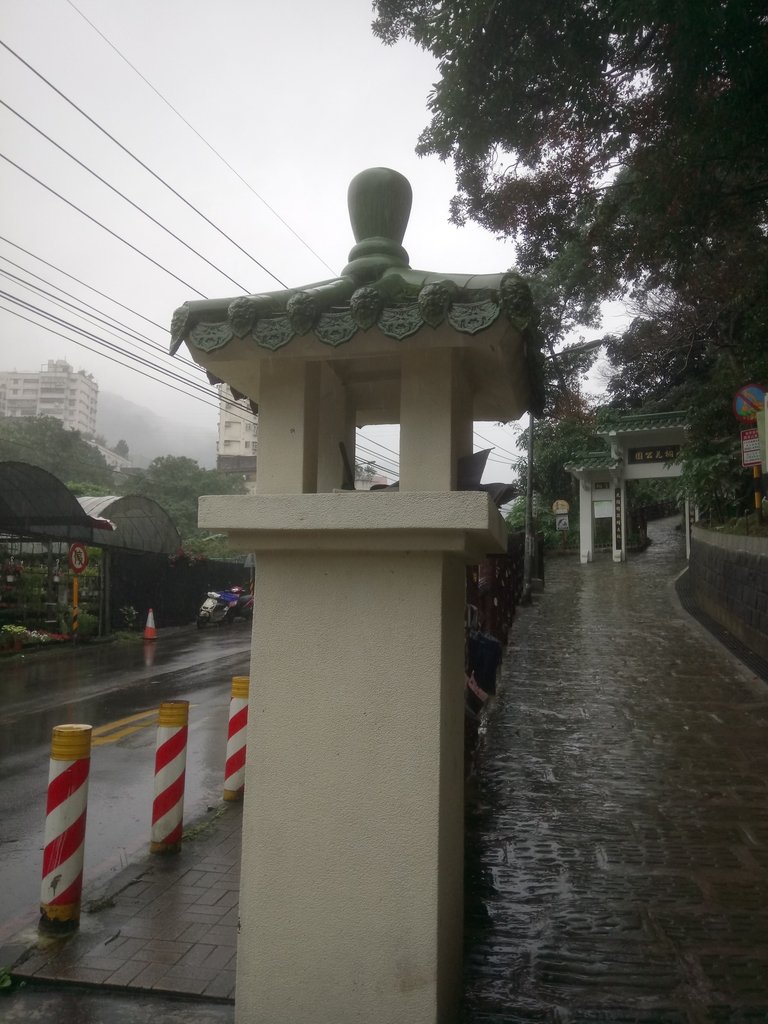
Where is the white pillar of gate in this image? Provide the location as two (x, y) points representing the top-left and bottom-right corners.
(684, 495), (692, 559)
(579, 479), (594, 563)
(611, 474), (627, 563)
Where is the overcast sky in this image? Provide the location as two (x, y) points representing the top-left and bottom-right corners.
(0, 0), (621, 484)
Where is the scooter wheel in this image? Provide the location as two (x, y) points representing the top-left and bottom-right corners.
(196, 617), (207, 629)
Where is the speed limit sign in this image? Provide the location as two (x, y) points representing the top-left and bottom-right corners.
(68, 543), (89, 574)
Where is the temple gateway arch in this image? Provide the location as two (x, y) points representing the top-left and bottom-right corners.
(565, 411), (691, 564)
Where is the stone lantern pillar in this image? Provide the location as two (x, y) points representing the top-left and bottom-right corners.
(171, 168), (541, 1024)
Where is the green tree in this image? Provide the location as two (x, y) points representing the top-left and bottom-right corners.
(113, 439), (130, 458)
(0, 416), (113, 489)
(518, 415), (606, 515)
(126, 456), (247, 543)
(374, 0), (768, 518)
(372, 0), (768, 313)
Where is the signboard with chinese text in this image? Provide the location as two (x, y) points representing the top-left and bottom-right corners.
(555, 514), (570, 531)
(741, 428), (761, 468)
(627, 445), (681, 465)
(593, 481), (610, 490)
(614, 488), (623, 550)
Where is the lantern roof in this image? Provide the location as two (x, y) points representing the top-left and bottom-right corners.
(170, 168), (544, 423)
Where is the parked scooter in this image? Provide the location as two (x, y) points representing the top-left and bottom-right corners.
(196, 586), (253, 629)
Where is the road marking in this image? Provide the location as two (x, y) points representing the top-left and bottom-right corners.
(91, 709), (158, 736)
(92, 709), (157, 746)
(90, 705), (199, 746)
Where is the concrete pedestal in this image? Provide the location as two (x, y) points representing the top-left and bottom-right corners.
(200, 491), (506, 1024)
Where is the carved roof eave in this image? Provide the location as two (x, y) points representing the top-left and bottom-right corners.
(564, 455), (622, 479)
(169, 267), (538, 358)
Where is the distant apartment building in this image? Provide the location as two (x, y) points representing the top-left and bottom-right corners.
(0, 359), (98, 436)
(216, 385), (258, 491)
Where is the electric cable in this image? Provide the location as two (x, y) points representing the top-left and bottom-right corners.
(0, 151), (209, 298)
(0, 39), (287, 288)
(63, 0), (337, 277)
(354, 444), (399, 475)
(1, 288), (218, 396)
(0, 234), (167, 334)
(2, 300), (392, 481)
(473, 429), (522, 461)
(0, 264), (205, 379)
(355, 432), (400, 460)
(0, 290), (253, 421)
(0, 98), (252, 294)
(0, 253), (204, 377)
(0, 302), (227, 416)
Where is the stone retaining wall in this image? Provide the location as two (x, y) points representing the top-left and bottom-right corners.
(690, 525), (768, 660)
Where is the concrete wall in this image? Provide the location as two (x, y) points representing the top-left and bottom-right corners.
(690, 525), (768, 660)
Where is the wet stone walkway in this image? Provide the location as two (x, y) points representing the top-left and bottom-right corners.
(463, 520), (768, 1024)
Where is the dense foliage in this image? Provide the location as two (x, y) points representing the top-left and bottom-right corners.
(0, 415), (113, 489)
(374, 0), (768, 519)
(373, 0), (767, 303)
(127, 455), (247, 545)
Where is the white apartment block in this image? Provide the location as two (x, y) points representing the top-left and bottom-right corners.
(0, 359), (98, 436)
(216, 385), (258, 490)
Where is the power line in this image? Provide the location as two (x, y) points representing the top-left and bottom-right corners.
(0, 235), (167, 334)
(0, 150), (209, 298)
(64, 0), (337, 278)
(0, 271), (213, 405)
(0, 38), (287, 289)
(473, 430), (522, 461)
(0, 264), (255, 421)
(1, 288), (216, 397)
(0, 290), (253, 422)
(355, 445), (399, 476)
(355, 431), (400, 461)
(0, 260), (204, 377)
(0, 302), (225, 416)
(2, 298), (394, 482)
(0, 98), (252, 294)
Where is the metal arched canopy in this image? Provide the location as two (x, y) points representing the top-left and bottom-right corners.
(0, 462), (181, 554)
(0, 461), (115, 539)
(78, 495), (180, 554)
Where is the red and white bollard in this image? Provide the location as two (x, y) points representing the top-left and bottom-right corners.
(223, 675), (249, 801)
(40, 724), (93, 931)
(150, 700), (189, 854)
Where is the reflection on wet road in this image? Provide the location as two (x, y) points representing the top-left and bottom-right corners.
(464, 520), (768, 1021)
(0, 626), (250, 940)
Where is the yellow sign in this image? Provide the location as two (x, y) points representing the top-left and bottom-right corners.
(552, 499), (570, 514)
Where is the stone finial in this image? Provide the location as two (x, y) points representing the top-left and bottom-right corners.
(343, 167), (412, 282)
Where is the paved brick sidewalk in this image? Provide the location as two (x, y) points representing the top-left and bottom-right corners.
(9, 802), (242, 1002)
(464, 521), (768, 1022)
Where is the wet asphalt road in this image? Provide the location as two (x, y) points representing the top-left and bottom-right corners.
(464, 519), (768, 1022)
(0, 626), (251, 942)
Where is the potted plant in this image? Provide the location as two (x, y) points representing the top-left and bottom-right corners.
(1, 624), (28, 652)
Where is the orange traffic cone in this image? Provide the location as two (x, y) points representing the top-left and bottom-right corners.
(143, 608), (158, 641)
